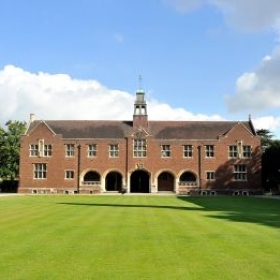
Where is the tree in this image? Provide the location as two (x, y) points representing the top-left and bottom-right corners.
(257, 129), (280, 192)
(256, 129), (274, 151)
(0, 120), (26, 182)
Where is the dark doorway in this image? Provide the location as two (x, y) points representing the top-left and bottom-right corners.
(179, 172), (196, 182)
(105, 172), (122, 192)
(130, 170), (150, 193)
(84, 171), (100, 182)
(158, 172), (174, 191)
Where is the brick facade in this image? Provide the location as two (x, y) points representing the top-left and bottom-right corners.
(18, 90), (262, 195)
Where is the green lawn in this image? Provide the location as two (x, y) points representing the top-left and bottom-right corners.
(0, 195), (279, 280)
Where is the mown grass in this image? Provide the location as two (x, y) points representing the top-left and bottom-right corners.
(0, 195), (279, 280)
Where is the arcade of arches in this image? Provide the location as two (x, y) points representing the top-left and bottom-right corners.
(82, 170), (197, 193)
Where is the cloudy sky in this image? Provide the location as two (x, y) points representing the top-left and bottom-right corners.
(1, 0), (280, 137)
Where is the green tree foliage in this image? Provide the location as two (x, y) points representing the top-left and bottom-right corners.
(256, 128), (274, 150)
(0, 120), (26, 180)
(257, 129), (280, 192)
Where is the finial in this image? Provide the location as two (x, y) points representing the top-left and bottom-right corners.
(138, 75), (142, 90)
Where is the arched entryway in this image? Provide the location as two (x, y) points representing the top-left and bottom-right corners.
(130, 170), (150, 193)
(105, 172), (122, 192)
(179, 171), (197, 185)
(84, 171), (100, 185)
(158, 171), (175, 192)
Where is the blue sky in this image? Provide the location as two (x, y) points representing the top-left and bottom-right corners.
(1, 0), (280, 137)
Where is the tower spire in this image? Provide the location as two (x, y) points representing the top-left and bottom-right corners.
(133, 76), (148, 129)
(138, 75), (142, 90)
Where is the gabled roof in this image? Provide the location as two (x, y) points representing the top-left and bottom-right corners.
(25, 119), (256, 140)
(149, 121), (239, 139)
(25, 120), (56, 136)
(27, 120), (133, 138)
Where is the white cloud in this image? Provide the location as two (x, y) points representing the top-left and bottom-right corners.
(1, 65), (279, 136)
(212, 0), (280, 32)
(148, 99), (223, 121)
(0, 65), (134, 123)
(226, 46), (280, 112)
(253, 116), (280, 133)
(0, 65), (222, 125)
(164, 0), (280, 136)
(165, 0), (280, 32)
(225, 46), (280, 136)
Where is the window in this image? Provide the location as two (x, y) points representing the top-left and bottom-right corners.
(65, 170), (74, 179)
(65, 144), (75, 157)
(205, 145), (214, 158)
(161, 145), (171, 158)
(229, 144), (251, 158)
(109, 144), (119, 158)
(30, 143), (52, 157)
(88, 144), (97, 157)
(229, 145), (238, 158)
(234, 164), (247, 181)
(33, 163), (47, 179)
(133, 139), (147, 158)
(243, 145), (251, 158)
(183, 145), (193, 158)
(29, 144), (38, 157)
(44, 144), (52, 157)
(206, 171), (215, 181)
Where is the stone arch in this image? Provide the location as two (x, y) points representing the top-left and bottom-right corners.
(157, 171), (175, 192)
(130, 170), (150, 193)
(83, 170), (101, 184)
(105, 171), (123, 192)
(179, 170), (197, 183)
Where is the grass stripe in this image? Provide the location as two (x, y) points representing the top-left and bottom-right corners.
(0, 195), (279, 279)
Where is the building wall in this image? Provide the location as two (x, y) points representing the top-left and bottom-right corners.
(19, 122), (262, 194)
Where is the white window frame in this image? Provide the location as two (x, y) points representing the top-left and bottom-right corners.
(242, 145), (251, 158)
(44, 144), (52, 157)
(109, 144), (119, 158)
(234, 164), (247, 181)
(29, 144), (38, 157)
(65, 144), (75, 157)
(229, 145), (238, 158)
(161, 145), (171, 158)
(183, 145), (193, 158)
(206, 171), (215, 181)
(205, 145), (214, 158)
(133, 139), (147, 158)
(87, 144), (97, 158)
(33, 163), (47, 179)
(65, 170), (74, 179)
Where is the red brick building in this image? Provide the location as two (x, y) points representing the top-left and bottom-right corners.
(19, 89), (262, 195)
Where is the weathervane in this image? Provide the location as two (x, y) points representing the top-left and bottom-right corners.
(138, 75), (143, 90)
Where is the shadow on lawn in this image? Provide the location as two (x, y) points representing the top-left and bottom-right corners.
(178, 196), (280, 229)
(57, 202), (201, 211)
(58, 196), (280, 229)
